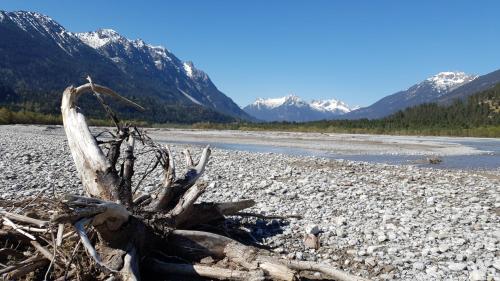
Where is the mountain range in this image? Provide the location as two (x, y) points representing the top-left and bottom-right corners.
(243, 95), (357, 122)
(1, 10), (499, 124)
(344, 71), (500, 119)
(0, 10), (252, 123)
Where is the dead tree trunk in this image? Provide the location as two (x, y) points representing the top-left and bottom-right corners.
(1, 79), (369, 281)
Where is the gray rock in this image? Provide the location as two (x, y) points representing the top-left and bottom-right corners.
(305, 224), (320, 235)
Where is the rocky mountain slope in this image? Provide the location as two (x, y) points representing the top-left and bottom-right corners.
(344, 72), (478, 119)
(0, 10), (252, 122)
(437, 69), (500, 105)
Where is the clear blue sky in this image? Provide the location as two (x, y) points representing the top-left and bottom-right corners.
(2, 1), (500, 107)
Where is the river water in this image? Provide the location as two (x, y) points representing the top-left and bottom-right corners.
(167, 138), (500, 171)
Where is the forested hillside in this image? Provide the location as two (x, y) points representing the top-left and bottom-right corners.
(2, 83), (499, 137)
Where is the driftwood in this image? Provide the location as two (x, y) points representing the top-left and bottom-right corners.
(0, 78), (369, 281)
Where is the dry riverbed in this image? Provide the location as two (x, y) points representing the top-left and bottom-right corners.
(146, 128), (489, 156)
(0, 125), (499, 280)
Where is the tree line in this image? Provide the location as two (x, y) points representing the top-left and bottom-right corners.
(1, 83), (499, 137)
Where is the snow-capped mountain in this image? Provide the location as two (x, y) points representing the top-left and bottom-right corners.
(437, 69), (500, 105)
(243, 95), (356, 122)
(0, 10), (252, 122)
(344, 71), (477, 119)
(310, 99), (356, 114)
(425, 72), (476, 93)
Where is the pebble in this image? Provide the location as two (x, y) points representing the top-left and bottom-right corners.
(469, 270), (486, 281)
(413, 262), (425, 270)
(365, 257), (377, 268)
(378, 234), (388, 242)
(439, 244), (450, 253)
(492, 259), (500, 271)
(448, 262), (467, 271)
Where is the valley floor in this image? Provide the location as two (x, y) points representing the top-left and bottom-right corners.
(146, 128), (492, 156)
(0, 125), (499, 280)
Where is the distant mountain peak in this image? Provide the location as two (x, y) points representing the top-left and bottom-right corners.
(75, 28), (129, 49)
(252, 94), (304, 109)
(4, 11), (60, 31)
(344, 70), (480, 120)
(310, 99), (352, 113)
(425, 71), (477, 93)
(245, 95), (355, 121)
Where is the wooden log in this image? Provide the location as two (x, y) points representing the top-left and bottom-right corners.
(168, 230), (297, 281)
(145, 259), (265, 281)
(284, 260), (371, 281)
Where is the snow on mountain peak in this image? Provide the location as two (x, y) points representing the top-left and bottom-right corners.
(253, 95), (305, 109)
(251, 95), (354, 113)
(76, 28), (126, 49)
(310, 99), (351, 114)
(426, 71), (477, 93)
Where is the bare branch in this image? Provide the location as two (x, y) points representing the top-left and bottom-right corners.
(119, 135), (136, 207)
(182, 149), (194, 166)
(0, 210), (48, 227)
(2, 217), (36, 240)
(151, 145), (211, 211)
(74, 218), (118, 273)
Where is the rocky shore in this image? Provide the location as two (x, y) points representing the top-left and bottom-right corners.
(0, 125), (499, 280)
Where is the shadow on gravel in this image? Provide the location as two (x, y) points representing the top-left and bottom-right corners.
(191, 216), (289, 250)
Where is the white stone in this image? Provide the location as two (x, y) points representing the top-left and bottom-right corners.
(378, 234), (388, 242)
(448, 262), (467, 271)
(413, 262), (425, 270)
(439, 244), (450, 253)
(456, 254), (465, 262)
(335, 216), (347, 226)
(492, 259), (500, 271)
(469, 270), (486, 281)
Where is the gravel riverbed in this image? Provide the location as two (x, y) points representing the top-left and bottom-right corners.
(0, 125), (499, 280)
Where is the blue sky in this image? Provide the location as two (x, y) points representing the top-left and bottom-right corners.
(1, 1), (500, 107)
